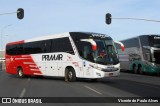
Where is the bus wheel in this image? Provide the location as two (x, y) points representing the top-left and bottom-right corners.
(133, 65), (138, 74)
(68, 68), (76, 82)
(138, 66), (144, 74)
(17, 67), (25, 78)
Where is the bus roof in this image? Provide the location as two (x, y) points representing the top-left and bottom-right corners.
(120, 34), (160, 42)
(6, 32), (111, 45)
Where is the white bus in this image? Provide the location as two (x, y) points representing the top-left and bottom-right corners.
(116, 35), (160, 74)
(5, 32), (124, 81)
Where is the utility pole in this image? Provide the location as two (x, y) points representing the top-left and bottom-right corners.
(1, 24), (12, 50)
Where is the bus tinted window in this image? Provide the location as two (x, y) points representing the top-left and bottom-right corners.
(6, 45), (16, 55)
(122, 38), (139, 48)
(45, 40), (51, 53)
(23, 41), (45, 54)
(149, 35), (160, 47)
(6, 37), (74, 55)
(23, 43), (33, 54)
(16, 44), (23, 55)
(76, 41), (94, 62)
(51, 37), (74, 54)
(140, 36), (149, 46)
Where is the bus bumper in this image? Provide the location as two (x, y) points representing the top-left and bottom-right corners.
(94, 69), (120, 78)
(103, 69), (120, 77)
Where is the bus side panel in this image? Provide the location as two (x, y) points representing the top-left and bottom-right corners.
(21, 55), (42, 76)
(60, 62), (82, 77)
(5, 54), (42, 76)
(5, 55), (17, 74)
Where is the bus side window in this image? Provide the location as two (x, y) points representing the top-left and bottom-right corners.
(83, 46), (89, 59)
(6, 45), (16, 55)
(16, 44), (23, 55)
(51, 37), (74, 55)
(45, 40), (51, 53)
(83, 46), (94, 62)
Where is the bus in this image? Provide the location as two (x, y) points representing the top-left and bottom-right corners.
(116, 35), (160, 74)
(5, 32), (124, 81)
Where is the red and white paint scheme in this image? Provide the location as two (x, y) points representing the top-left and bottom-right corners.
(114, 41), (125, 52)
(80, 39), (97, 51)
(6, 40), (42, 76)
(5, 32), (123, 81)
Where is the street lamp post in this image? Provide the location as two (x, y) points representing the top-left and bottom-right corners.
(1, 24), (12, 51)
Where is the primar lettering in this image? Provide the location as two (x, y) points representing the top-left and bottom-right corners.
(42, 54), (63, 61)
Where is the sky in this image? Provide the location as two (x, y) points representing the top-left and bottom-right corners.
(0, 0), (160, 50)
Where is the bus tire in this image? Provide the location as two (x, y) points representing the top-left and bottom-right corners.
(67, 68), (76, 82)
(17, 67), (25, 78)
(138, 66), (144, 75)
(133, 65), (138, 74)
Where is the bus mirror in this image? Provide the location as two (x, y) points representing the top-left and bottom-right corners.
(121, 45), (125, 51)
(92, 45), (97, 51)
(80, 39), (97, 51)
(114, 41), (125, 52)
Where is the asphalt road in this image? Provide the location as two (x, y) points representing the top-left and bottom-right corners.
(0, 69), (160, 106)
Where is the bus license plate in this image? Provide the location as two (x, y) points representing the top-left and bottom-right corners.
(109, 73), (113, 76)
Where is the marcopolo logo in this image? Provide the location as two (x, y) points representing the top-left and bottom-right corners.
(154, 36), (160, 39)
(92, 34), (109, 38)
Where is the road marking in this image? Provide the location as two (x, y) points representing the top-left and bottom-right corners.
(19, 78), (30, 97)
(84, 85), (102, 95)
(19, 88), (26, 97)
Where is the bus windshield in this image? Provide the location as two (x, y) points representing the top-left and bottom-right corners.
(149, 36), (160, 48)
(93, 39), (119, 65)
(148, 35), (160, 64)
(70, 32), (119, 65)
(78, 39), (118, 65)
(154, 50), (160, 64)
